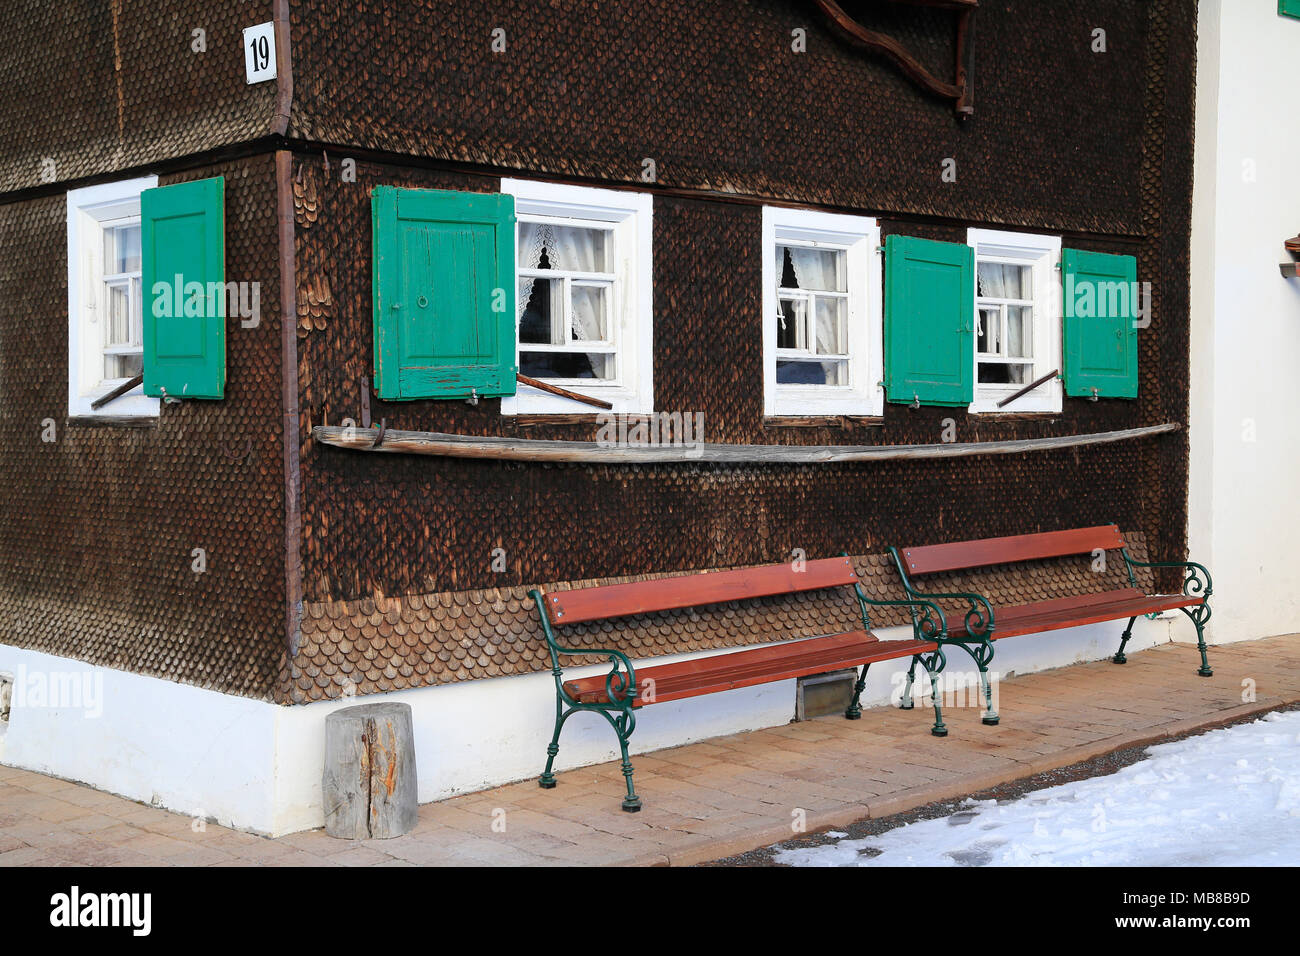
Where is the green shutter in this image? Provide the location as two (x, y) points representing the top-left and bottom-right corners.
(1281, 1), (1300, 21)
(1062, 249), (1139, 399)
(884, 235), (974, 406)
(372, 187), (516, 400)
(141, 177), (225, 399)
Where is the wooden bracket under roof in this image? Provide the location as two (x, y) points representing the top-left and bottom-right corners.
(811, 0), (977, 115)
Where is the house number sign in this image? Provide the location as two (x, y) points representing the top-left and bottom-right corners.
(243, 22), (277, 85)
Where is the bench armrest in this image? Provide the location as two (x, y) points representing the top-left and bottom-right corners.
(1121, 552), (1212, 600)
(907, 589), (995, 640)
(855, 588), (949, 640)
(531, 589), (638, 705)
(886, 547), (994, 640)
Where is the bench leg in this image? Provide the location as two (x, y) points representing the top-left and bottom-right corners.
(977, 666), (999, 726)
(1183, 604), (1214, 677)
(898, 657), (919, 711)
(538, 699), (573, 790)
(1113, 616), (1136, 664)
(845, 663), (871, 719)
(611, 709), (641, 812)
(956, 641), (999, 726)
(921, 650), (947, 737)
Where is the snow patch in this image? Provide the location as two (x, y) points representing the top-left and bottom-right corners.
(774, 710), (1300, 867)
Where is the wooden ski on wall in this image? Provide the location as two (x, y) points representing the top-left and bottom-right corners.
(811, 0), (977, 115)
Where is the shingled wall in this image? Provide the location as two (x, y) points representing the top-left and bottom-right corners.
(0, 1), (1197, 704)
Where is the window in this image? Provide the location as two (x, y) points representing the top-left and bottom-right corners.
(67, 177), (159, 417)
(763, 207), (882, 416)
(966, 228), (1062, 413)
(500, 180), (653, 414)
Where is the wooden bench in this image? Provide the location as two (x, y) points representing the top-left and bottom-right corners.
(530, 557), (949, 811)
(889, 524), (1214, 727)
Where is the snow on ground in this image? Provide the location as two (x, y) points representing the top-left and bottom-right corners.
(774, 710), (1300, 867)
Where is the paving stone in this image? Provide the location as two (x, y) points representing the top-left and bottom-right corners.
(0, 638), (1294, 866)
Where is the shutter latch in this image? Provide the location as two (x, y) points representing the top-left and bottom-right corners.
(465, 388), (479, 407)
(911, 393), (921, 409)
(1089, 387), (1099, 402)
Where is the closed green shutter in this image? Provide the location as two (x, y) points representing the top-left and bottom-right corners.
(1062, 249), (1139, 399)
(884, 235), (974, 406)
(141, 177), (225, 399)
(372, 187), (516, 400)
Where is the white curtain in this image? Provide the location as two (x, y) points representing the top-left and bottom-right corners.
(977, 263), (1028, 357)
(787, 247), (839, 356)
(517, 223), (604, 343)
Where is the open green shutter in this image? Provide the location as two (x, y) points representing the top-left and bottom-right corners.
(372, 187), (516, 400)
(884, 235), (974, 406)
(1062, 249), (1138, 399)
(141, 177), (225, 399)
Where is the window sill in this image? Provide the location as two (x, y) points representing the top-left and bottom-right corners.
(501, 383), (649, 417)
(512, 414), (601, 427)
(763, 415), (884, 428)
(67, 415), (159, 429)
(966, 411), (1063, 423)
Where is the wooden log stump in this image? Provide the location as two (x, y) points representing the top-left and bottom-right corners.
(323, 702), (418, 839)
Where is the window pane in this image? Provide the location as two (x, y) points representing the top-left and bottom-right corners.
(1007, 305), (1033, 359)
(777, 296), (804, 350)
(519, 277), (561, 345)
(570, 284), (609, 343)
(519, 350), (613, 381)
(105, 351), (143, 381)
(814, 297), (846, 355)
(977, 262), (1031, 300)
(976, 305), (1001, 355)
(977, 362), (1031, 385)
(545, 225), (610, 273)
(780, 245), (844, 293)
(106, 282), (132, 347)
(777, 359), (846, 386)
(104, 223), (141, 275)
(131, 276), (143, 345)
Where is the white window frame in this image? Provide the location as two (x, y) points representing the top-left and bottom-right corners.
(66, 176), (159, 418)
(500, 179), (653, 415)
(762, 206), (882, 417)
(967, 228), (1063, 414)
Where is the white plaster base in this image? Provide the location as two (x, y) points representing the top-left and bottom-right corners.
(0, 613), (1178, 836)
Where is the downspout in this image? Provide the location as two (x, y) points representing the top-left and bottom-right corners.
(274, 0), (303, 661)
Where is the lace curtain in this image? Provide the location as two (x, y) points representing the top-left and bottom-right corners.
(977, 262), (1028, 357)
(518, 223), (604, 342)
(786, 247), (840, 356)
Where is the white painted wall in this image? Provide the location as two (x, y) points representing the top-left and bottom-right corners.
(1190, 0), (1300, 644)
(0, 644), (278, 832)
(1, 613), (1173, 835)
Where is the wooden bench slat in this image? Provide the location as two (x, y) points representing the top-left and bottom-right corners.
(542, 556), (859, 625)
(899, 524), (1126, 576)
(563, 631), (937, 707)
(989, 591), (1202, 640)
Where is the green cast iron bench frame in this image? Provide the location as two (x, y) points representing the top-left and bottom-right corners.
(530, 556), (952, 812)
(888, 524), (1214, 727)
